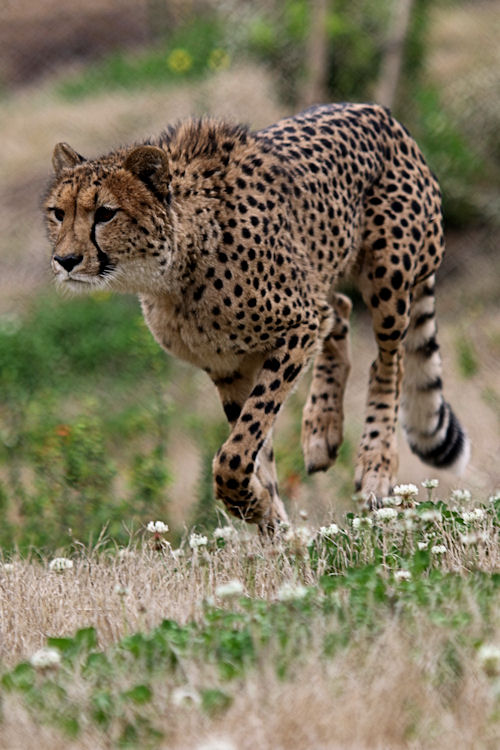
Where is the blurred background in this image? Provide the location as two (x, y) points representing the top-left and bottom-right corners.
(0, 0), (499, 552)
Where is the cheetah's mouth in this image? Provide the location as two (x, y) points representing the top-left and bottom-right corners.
(54, 270), (111, 293)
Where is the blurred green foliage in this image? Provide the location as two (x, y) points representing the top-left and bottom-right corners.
(58, 17), (228, 99)
(0, 295), (179, 551)
(246, 0), (392, 103)
(53, 0), (492, 226)
(456, 333), (480, 379)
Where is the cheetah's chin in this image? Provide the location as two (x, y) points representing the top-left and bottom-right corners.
(55, 275), (107, 294)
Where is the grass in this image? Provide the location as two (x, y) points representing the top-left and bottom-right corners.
(57, 17), (228, 100)
(0, 292), (356, 554)
(0, 14), (499, 740)
(1, 488), (500, 748)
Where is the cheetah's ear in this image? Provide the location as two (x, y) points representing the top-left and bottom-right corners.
(124, 146), (171, 202)
(52, 143), (86, 175)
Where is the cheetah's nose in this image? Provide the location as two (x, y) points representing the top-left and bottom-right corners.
(53, 253), (83, 272)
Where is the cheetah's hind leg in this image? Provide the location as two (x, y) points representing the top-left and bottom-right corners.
(301, 293), (352, 473)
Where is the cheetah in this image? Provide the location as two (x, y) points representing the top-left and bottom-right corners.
(45, 103), (469, 533)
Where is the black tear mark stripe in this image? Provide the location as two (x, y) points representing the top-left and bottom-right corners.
(90, 223), (115, 276)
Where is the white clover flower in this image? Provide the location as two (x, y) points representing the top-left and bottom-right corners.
(277, 582), (309, 602)
(283, 526), (313, 548)
(417, 541), (428, 550)
(147, 520), (169, 534)
(117, 548), (135, 560)
(213, 526), (238, 542)
(461, 531), (489, 546)
(113, 584), (130, 596)
(1, 563), (15, 572)
(488, 492), (500, 504)
(374, 507), (398, 522)
(399, 517), (414, 531)
(49, 557), (73, 572)
(420, 509), (442, 522)
(402, 508), (418, 519)
(30, 647), (61, 670)
(394, 483), (419, 499)
(196, 738), (237, 750)
(299, 509), (308, 520)
(394, 570), (412, 582)
(382, 495), (401, 506)
(460, 532), (479, 546)
(451, 488), (471, 502)
(352, 516), (373, 530)
(478, 644), (500, 677)
(171, 547), (185, 560)
(189, 533), (208, 549)
(422, 479), (439, 489)
(319, 523), (340, 537)
(462, 508), (485, 524)
(171, 686), (201, 707)
(430, 544), (447, 555)
(215, 580), (244, 599)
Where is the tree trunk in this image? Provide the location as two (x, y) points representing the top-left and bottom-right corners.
(374, 0), (415, 109)
(300, 0), (329, 108)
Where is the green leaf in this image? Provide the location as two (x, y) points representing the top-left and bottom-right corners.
(74, 627), (98, 651)
(46, 636), (75, 654)
(91, 690), (115, 727)
(201, 688), (232, 714)
(58, 715), (80, 738)
(1, 662), (35, 692)
(122, 684), (152, 705)
(83, 651), (110, 676)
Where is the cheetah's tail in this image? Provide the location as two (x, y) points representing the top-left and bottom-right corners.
(400, 274), (470, 475)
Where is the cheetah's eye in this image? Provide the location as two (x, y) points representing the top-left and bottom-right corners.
(51, 208), (65, 222)
(94, 206), (118, 224)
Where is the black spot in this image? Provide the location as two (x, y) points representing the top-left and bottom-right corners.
(250, 384), (266, 397)
(229, 455), (241, 470)
(193, 285), (205, 301)
(391, 270), (403, 290)
(263, 357), (280, 372)
(379, 287), (392, 301)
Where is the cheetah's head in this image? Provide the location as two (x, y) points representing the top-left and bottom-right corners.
(44, 143), (173, 294)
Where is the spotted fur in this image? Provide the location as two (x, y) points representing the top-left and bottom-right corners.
(44, 103), (469, 532)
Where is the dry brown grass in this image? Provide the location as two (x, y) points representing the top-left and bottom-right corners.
(1, 532), (499, 749)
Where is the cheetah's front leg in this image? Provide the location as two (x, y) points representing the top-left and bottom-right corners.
(212, 360), (286, 531)
(212, 330), (317, 534)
